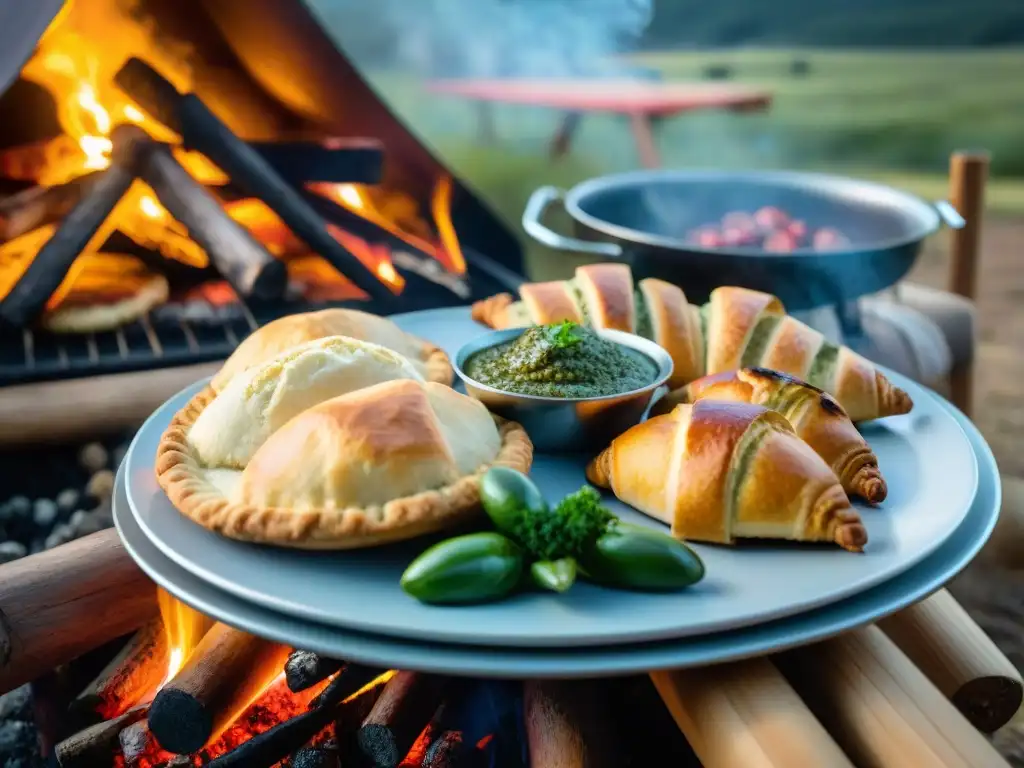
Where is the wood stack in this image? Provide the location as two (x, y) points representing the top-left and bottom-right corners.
(0, 529), (1019, 767)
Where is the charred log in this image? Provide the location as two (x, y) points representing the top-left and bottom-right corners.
(54, 705), (147, 768)
(147, 623), (291, 754)
(71, 617), (168, 722)
(114, 57), (394, 304)
(0, 173), (101, 244)
(203, 663), (387, 768)
(248, 139), (384, 186)
(357, 671), (449, 768)
(285, 651), (344, 693)
(0, 127), (139, 328)
(120, 125), (287, 300)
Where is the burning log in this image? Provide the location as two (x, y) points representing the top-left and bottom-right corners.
(776, 626), (1012, 767)
(203, 663), (388, 768)
(0, 173), (101, 243)
(285, 651), (345, 693)
(650, 658), (854, 767)
(70, 617), (169, 722)
(878, 589), (1023, 733)
(118, 125), (287, 301)
(115, 57), (395, 304)
(147, 623), (291, 754)
(0, 528), (159, 695)
(357, 671), (449, 768)
(0, 127), (139, 328)
(249, 138), (385, 186)
(54, 705), (148, 768)
(524, 679), (621, 768)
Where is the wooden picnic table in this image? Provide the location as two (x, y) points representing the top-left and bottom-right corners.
(426, 78), (773, 168)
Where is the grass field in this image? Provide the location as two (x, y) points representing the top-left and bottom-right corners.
(360, 48), (1024, 275)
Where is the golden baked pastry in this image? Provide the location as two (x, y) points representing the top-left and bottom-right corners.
(471, 264), (911, 421)
(651, 367), (887, 504)
(189, 335), (425, 468)
(156, 379), (533, 549)
(585, 399), (866, 551)
(212, 308), (453, 392)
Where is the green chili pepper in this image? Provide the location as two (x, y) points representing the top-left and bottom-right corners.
(530, 558), (577, 593)
(400, 532), (525, 605)
(579, 526), (705, 591)
(479, 466), (549, 536)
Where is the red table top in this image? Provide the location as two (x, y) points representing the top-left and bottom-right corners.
(425, 79), (773, 116)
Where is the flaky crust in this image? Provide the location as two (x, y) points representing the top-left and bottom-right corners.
(587, 399), (865, 551)
(575, 263), (634, 332)
(670, 368), (886, 503)
(705, 286), (785, 373)
(155, 385), (534, 549)
(212, 308), (453, 392)
(638, 277), (704, 388)
(520, 281), (582, 325)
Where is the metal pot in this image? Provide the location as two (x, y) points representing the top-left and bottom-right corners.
(522, 169), (965, 311)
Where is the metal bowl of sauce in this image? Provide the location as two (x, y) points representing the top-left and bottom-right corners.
(454, 324), (673, 455)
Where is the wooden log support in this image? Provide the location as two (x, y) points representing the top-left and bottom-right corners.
(71, 617), (169, 721)
(204, 663), (387, 768)
(357, 671), (449, 768)
(114, 57), (394, 304)
(776, 626), (1012, 767)
(524, 679), (622, 768)
(878, 589), (1023, 733)
(147, 622), (291, 754)
(54, 705), (148, 768)
(651, 658), (854, 767)
(946, 150), (989, 417)
(0, 127), (139, 328)
(0, 528), (159, 694)
(284, 650), (345, 693)
(248, 138), (385, 186)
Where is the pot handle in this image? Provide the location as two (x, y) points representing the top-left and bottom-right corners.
(522, 186), (624, 257)
(934, 200), (966, 229)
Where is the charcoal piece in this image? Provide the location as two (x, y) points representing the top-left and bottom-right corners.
(284, 651), (344, 693)
(32, 499), (58, 529)
(291, 742), (340, 768)
(0, 496), (31, 524)
(0, 685), (33, 721)
(0, 720), (39, 763)
(54, 490), (79, 517)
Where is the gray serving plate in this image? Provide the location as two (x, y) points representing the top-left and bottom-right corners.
(113, 393), (999, 677)
(123, 308), (977, 648)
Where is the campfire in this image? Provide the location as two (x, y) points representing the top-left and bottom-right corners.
(47, 586), (693, 768)
(0, 0), (521, 391)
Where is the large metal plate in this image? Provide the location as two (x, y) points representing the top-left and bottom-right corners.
(113, 393), (1000, 676)
(125, 308), (977, 648)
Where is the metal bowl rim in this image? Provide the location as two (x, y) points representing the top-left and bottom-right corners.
(561, 168), (942, 258)
(454, 327), (674, 404)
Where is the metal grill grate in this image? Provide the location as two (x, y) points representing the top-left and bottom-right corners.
(0, 301), (265, 386)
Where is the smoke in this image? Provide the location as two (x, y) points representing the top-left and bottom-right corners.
(313, 0), (654, 79)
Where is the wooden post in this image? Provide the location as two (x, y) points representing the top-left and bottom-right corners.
(946, 151), (989, 417)
(776, 626), (1012, 767)
(879, 590), (1023, 733)
(651, 658), (854, 767)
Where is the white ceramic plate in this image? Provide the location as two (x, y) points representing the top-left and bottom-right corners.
(125, 307), (979, 648)
(113, 393), (1000, 676)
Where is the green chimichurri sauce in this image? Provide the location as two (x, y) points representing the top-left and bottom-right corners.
(465, 322), (659, 398)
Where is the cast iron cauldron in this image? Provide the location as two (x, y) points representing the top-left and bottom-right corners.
(522, 170), (965, 311)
